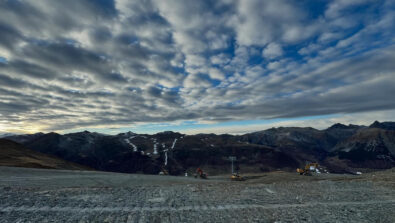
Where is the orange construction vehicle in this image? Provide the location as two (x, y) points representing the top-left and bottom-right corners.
(194, 167), (208, 179)
(297, 162), (319, 176)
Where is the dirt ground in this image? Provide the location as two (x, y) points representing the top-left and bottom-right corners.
(0, 167), (394, 223)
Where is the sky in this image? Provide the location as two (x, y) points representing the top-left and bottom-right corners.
(0, 0), (394, 135)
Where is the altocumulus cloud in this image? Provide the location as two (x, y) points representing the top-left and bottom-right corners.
(0, 0), (394, 133)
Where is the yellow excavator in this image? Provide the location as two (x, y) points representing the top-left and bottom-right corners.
(297, 162), (319, 176)
(230, 172), (245, 181)
(159, 167), (169, 175)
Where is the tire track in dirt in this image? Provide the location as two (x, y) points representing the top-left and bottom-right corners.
(1, 199), (394, 213)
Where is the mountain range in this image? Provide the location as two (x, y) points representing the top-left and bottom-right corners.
(1, 121), (395, 175)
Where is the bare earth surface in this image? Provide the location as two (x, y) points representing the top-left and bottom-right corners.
(0, 167), (394, 223)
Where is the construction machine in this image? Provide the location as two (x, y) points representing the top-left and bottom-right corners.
(230, 172), (245, 181)
(159, 167), (169, 175)
(297, 162), (319, 176)
(228, 156), (245, 181)
(194, 167), (207, 179)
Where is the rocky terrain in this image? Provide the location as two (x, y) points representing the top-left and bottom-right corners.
(2, 121), (395, 175)
(0, 166), (394, 222)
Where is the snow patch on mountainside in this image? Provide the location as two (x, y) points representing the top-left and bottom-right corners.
(171, 138), (178, 149)
(153, 138), (158, 155)
(164, 149), (168, 166)
(124, 137), (137, 152)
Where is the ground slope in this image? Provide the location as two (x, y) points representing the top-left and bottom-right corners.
(0, 139), (91, 170)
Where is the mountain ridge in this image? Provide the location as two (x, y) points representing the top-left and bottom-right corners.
(2, 121), (395, 175)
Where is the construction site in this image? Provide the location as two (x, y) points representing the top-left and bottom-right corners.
(1, 166), (394, 223)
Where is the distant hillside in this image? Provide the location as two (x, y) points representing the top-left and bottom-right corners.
(4, 132), (44, 144)
(0, 139), (91, 170)
(2, 121), (395, 175)
(328, 127), (395, 169)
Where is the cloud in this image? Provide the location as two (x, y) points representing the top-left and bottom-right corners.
(0, 0), (394, 133)
(231, 0), (319, 46)
(262, 43), (284, 59)
(325, 0), (374, 19)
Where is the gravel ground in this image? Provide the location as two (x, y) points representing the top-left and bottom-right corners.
(0, 166), (394, 223)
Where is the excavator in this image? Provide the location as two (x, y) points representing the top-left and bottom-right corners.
(230, 172), (245, 181)
(297, 162), (319, 176)
(159, 167), (169, 175)
(194, 167), (207, 179)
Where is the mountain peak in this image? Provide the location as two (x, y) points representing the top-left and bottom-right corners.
(327, 123), (363, 130)
(117, 131), (137, 137)
(329, 123), (348, 129)
(156, 131), (181, 135)
(369, 121), (395, 130)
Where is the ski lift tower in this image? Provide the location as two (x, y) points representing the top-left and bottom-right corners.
(229, 156), (237, 174)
